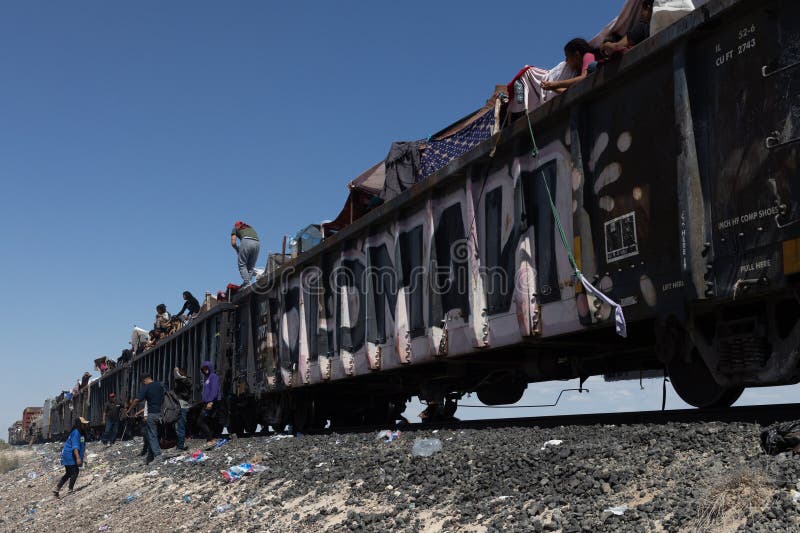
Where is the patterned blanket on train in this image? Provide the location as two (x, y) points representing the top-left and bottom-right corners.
(420, 107), (494, 178)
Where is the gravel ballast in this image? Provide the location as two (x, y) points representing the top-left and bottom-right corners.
(1, 422), (798, 532)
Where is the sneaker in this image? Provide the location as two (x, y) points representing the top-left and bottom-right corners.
(52, 490), (59, 499)
(145, 453), (155, 465)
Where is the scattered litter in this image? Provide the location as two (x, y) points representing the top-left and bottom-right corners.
(220, 463), (261, 482)
(183, 495), (192, 503)
(409, 503), (416, 510)
(214, 503), (233, 514)
(211, 438), (229, 449)
(27, 472), (37, 480)
(603, 504), (629, 516)
(225, 455), (233, 465)
(98, 526), (109, 531)
(376, 430), (402, 443)
(186, 451), (208, 464)
(87, 453), (98, 459)
(164, 455), (186, 464)
(541, 440), (564, 450)
(251, 464), (268, 473)
(26, 508), (37, 515)
(145, 470), (159, 477)
(124, 492), (141, 504)
(412, 438), (443, 457)
(268, 434), (293, 441)
(792, 490), (800, 504)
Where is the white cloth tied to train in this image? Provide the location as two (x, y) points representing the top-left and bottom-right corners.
(577, 273), (628, 338)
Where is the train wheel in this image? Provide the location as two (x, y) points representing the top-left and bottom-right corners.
(669, 347), (744, 409)
(476, 379), (526, 406)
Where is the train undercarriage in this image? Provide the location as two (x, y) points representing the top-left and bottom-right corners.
(245, 290), (800, 434)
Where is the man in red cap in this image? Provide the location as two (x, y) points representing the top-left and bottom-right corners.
(231, 221), (260, 286)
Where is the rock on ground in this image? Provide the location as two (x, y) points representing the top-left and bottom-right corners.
(0, 422), (799, 532)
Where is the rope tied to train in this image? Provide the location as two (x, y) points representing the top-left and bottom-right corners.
(524, 112), (628, 338)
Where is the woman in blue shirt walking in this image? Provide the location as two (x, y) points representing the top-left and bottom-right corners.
(53, 417), (88, 498)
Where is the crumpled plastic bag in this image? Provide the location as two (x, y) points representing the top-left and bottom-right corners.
(221, 463), (252, 482)
(186, 450), (208, 464)
(211, 438), (229, 449)
(376, 430), (401, 443)
(604, 504), (629, 516)
(541, 440), (563, 450)
(220, 463), (263, 482)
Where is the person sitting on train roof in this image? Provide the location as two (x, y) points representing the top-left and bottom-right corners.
(600, 0), (654, 57)
(79, 372), (91, 390)
(175, 291), (201, 320)
(144, 329), (159, 351)
(154, 304), (171, 335)
(540, 39), (598, 93)
(231, 221), (260, 287)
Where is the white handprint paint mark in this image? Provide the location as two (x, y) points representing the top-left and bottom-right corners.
(593, 163), (622, 195)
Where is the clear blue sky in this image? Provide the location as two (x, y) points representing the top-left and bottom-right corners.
(0, 1), (793, 436)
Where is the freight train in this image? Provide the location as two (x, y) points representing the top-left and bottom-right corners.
(16, 0), (800, 442)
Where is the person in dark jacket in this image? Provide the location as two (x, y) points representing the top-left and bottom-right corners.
(196, 361), (221, 446)
(173, 367), (192, 450)
(53, 417), (88, 498)
(101, 392), (123, 445)
(175, 291), (201, 319)
(126, 373), (165, 464)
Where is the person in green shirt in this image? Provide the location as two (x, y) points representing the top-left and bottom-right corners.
(231, 221), (260, 286)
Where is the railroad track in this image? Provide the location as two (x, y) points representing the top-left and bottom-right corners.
(311, 403), (800, 436)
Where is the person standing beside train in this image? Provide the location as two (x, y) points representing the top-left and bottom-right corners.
(173, 367), (192, 451)
(197, 361), (221, 447)
(231, 221), (260, 287)
(126, 373), (164, 464)
(101, 392), (123, 446)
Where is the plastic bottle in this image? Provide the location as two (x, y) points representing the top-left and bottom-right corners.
(124, 491), (141, 503)
(183, 495), (191, 503)
(411, 438), (442, 457)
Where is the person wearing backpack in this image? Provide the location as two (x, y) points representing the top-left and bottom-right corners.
(173, 367), (192, 450)
(125, 373), (164, 464)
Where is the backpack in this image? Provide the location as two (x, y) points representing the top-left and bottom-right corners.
(161, 389), (181, 425)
